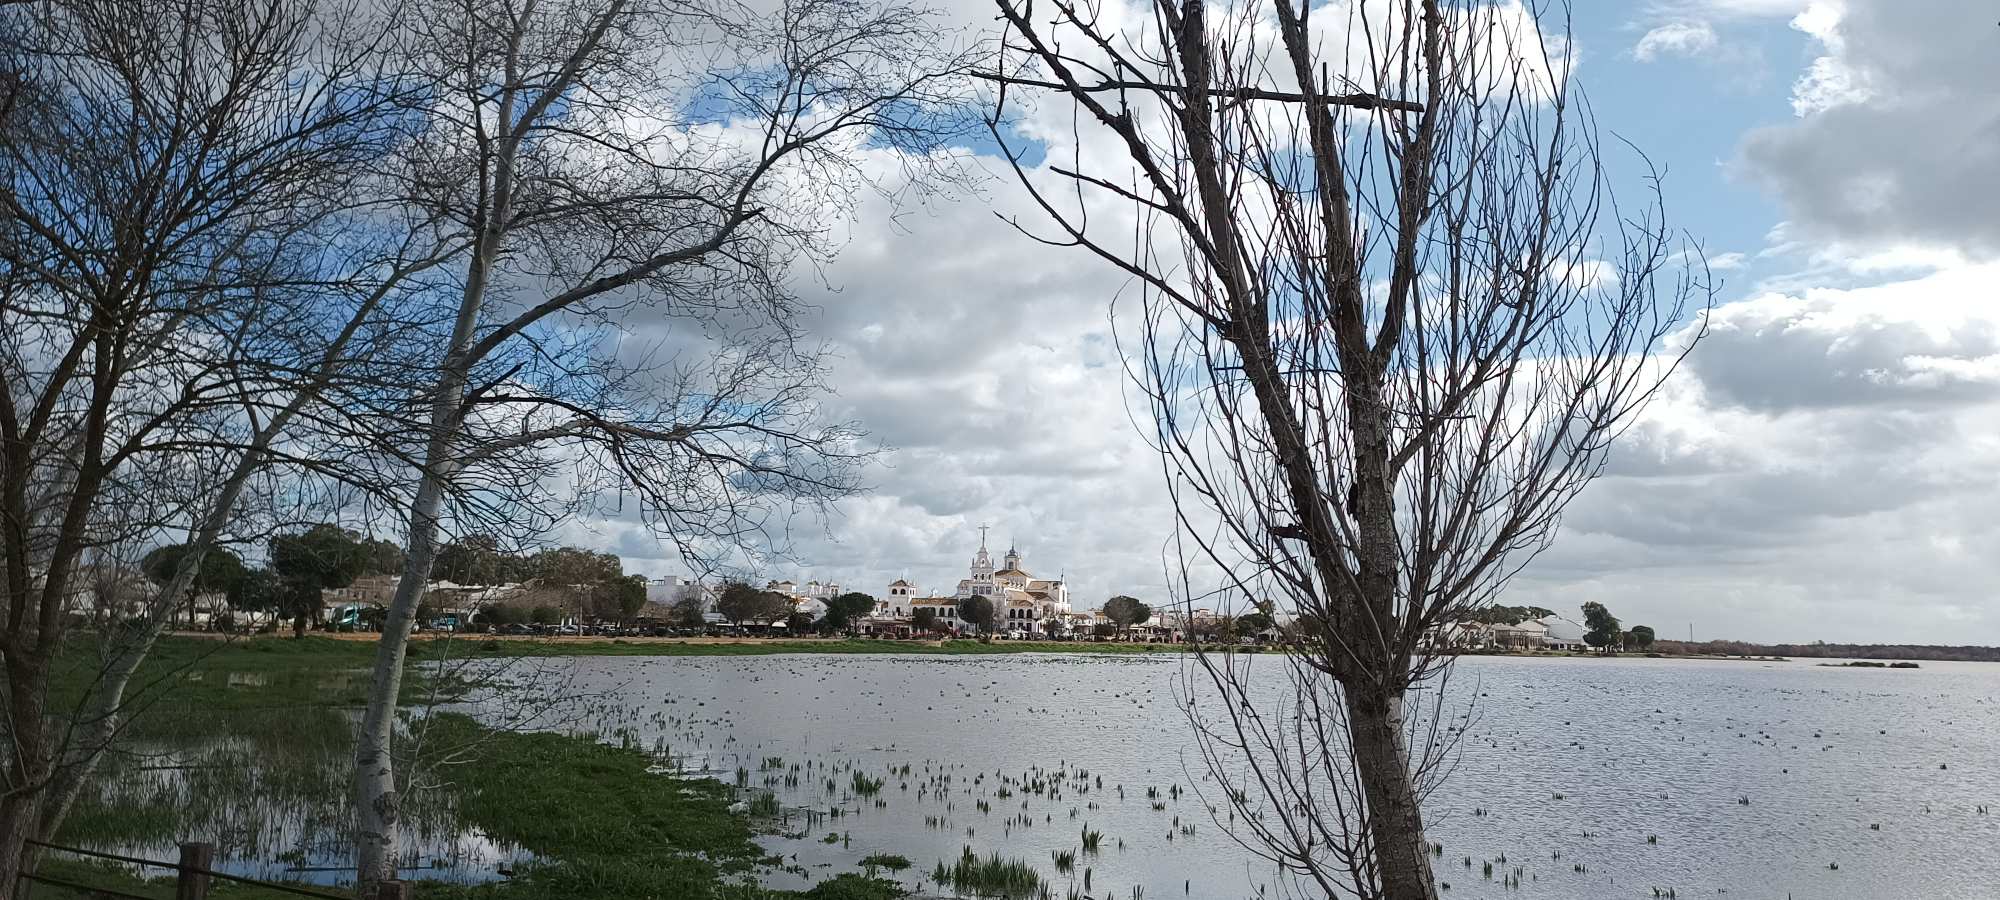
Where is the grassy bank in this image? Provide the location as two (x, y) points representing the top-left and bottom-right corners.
(37, 636), (906, 900)
(439, 636), (1181, 658)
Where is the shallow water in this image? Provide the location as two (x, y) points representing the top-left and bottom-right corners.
(71, 703), (527, 885)
(537, 652), (2000, 900)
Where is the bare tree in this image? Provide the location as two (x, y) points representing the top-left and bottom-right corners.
(986, 1), (1706, 897)
(0, 0), (438, 891)
(347, 0), (975, 885)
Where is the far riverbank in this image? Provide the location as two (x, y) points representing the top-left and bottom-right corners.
(167, 631), (1809, 663)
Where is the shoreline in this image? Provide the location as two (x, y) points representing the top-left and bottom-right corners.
(163, 631), (1808, 663)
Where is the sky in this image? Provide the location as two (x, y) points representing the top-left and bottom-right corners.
(581, 0), (2000, 646)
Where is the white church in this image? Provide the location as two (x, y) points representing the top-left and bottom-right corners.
(879, 527), (1074, 635)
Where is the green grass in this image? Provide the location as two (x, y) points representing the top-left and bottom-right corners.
(453, 638), (1178, 658)
(418, 712), (767, 898)
(40, 635), (911, 900)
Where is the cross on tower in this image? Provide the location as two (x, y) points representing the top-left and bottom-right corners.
(978, 523), (990, 549)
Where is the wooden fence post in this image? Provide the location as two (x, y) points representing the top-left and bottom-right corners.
(174, 842), (213, 900)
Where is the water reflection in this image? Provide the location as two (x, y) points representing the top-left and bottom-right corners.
(76, 654), (2000, 898)
(70, 696), (528, 886)
(528, 653), (2000, 900)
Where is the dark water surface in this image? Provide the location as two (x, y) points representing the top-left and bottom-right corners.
(545, 652), (2000, 900)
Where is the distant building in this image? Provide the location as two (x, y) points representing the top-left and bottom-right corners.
(1540, 616), (1587, 650)
(765, 578), (840, 619)
(953, 529), (1073, 635)
(1434, 614), (1585, 651)
(644, 576), (720, 622)
(1487, 619), (1549, 649)
(879, 579), (917, 618)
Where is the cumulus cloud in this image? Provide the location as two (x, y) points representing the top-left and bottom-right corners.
(573, 0), (2000, 647)
(603, 138), (1185, 605)
(1519, 263), (2000, 643)
(1737, 0), (2000, 257)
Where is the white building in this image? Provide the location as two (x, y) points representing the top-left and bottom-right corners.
(953, 530), (1072, 635)
(644, 575), (702, 605)
(1487, 619), (1550, 649)
(765, 577), (840, 619)
(1541, 616), (1587, 650)
(878, 579), (917, 618)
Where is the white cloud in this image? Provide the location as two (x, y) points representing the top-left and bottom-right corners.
(1633, 21), (1719, 61)
(1707, 251), (1748, 270)
(1521, 262), (2000, 643)
(1786, 3), (1874, 115)
(576, 0), (2000, 647)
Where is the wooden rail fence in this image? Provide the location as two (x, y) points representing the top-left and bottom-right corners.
(16, 839), (407, 900)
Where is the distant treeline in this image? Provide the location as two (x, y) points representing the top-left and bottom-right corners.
(1654, 640), (2000, 663)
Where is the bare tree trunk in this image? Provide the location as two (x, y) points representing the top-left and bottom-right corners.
(987, 1), (1704, 895)
(0, 796), (41, 900)
(37, 463), (264, 838)
(0, 675), (49, 900)
(1345, 686), (1437, 900)
(353, 371), (464, 887)
(345, 0), (963, 886)
(34, 633), (142, 841)
(350, 489), (438, 885)
(354, 229), (481, 886)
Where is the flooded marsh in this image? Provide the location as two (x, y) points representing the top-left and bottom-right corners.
(63, 645), (2000, 899)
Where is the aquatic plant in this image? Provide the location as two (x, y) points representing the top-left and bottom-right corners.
(936, 846), (1042, 897)
(860, 853), (911, 872)
(850, 772), (885, 796)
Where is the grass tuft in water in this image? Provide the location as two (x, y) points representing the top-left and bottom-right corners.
(934, 846), (1041, 897)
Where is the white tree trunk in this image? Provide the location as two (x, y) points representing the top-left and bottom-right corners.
(350, 468), (449, 886)
(36, 453), (265, 838)
(352, 236), (490, 889)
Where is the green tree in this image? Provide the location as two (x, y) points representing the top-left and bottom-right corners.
(752, 592), (795, 627)
(784, 611), (815, 634)
(362, 537), (406, 577)
(227, 568), (285, 627)
(820, 591), (877, 633)
(140, 543), (247, 628)
(1468, 604), (1557, 626)
(530, 547), (625, 620)
(1626, 625), (1656, 650)
(432, 534), (510, 585)
(530, 605), (562, 626)
(956, 595), (996, 635)
(614, 574), (648, 626)
(716, 582), (790, 627)
(1288, 609), (1325, 643)
(477, 604), (520, 627)
(1092, 622), (1118, 639)
(911, 607), (939, 635)
(1582, 602), (1623, 653)
(669, 596), (707, 627)
(1236, 611), (1275, 637)
(715, 582), (762, 626)
(270, 525), (369, 637)
(1102, 595), (1152, 638)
